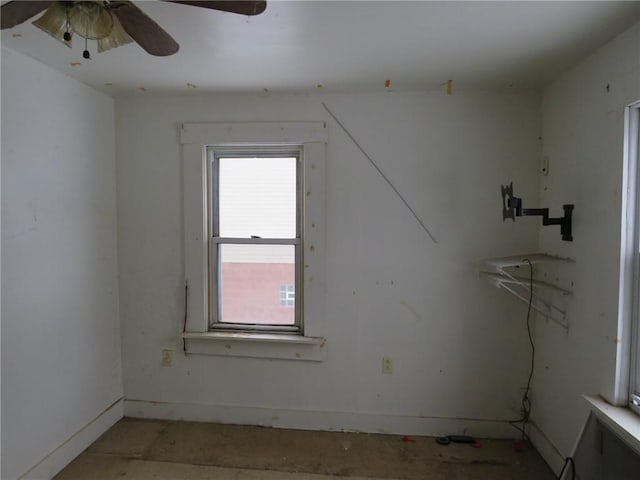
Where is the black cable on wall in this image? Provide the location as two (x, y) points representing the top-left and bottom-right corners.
(509, 258), (535, 441)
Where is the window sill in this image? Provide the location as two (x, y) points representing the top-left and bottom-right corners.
(583, 394), (640, 455)
(182, 332), (327, 361)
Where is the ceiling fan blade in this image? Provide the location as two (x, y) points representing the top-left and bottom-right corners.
(112, 2), (179, 56)
(164, 1), (266, 16)
(1, 1), (54, 30)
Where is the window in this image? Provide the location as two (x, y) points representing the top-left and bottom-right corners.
(181, 122), (327, 360)
(209, 148), (302, 332)
(626, 101), (640, 413)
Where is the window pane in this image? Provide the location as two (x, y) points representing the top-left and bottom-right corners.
(218, 156), (297, 238)
(219, 244), (295, 325)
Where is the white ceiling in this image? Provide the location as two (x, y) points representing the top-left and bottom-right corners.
(1, 0), (639, 97)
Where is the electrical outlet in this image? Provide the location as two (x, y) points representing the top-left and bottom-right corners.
(382, 356), (393, 374)
(161, 349), (174, 367)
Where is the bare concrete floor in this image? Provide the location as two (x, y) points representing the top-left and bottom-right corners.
(55, 418), (556, 480)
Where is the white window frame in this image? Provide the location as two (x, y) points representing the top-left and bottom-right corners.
(181, 122), (327, 361)
(208, 146), (303, 333)
(623, 101), (640, 413)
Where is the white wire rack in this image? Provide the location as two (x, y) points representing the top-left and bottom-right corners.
(479, 253), (574, 330)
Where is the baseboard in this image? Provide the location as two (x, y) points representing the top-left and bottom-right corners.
(125, 398), (518, 438)
(19, 397), (124, 480)
(528, 420), (566, 475)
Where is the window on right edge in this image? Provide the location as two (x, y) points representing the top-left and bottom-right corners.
(627, 100), (640, 414)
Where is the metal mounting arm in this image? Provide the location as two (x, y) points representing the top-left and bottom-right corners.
(501, 182), (574, 242)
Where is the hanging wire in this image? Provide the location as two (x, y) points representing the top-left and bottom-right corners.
(509, 258), (535, 441)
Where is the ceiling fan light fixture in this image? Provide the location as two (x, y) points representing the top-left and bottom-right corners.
(31, 2), (72, 48)
(97, 14), (133, 53)
(69, 1), (114, 40)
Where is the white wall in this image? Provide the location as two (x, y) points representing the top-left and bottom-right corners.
(532, 21), (640, 472)
(116, 91), (542, 435)
(1, 48), (123, 479)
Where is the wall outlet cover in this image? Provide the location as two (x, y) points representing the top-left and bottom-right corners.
(161, 349), (174, 367)
(382, 357), (393, 374)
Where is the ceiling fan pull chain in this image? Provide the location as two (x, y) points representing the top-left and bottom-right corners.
(83, 35), (90, 59)
(63, 4), (71, 42)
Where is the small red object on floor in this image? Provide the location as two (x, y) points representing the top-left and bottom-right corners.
(472, 441), (482, 448)
(402, 435), (417, 443)
(513, 440), (523, 452)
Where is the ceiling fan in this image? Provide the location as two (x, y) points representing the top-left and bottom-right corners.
(0, 1), (267, 58)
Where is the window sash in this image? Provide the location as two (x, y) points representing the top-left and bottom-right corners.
(207, 147), (303, 333)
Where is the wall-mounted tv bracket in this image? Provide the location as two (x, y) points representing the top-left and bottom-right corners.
(501, 182), (574, 241)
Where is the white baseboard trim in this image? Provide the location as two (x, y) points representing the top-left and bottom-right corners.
(528, 420), (566, 475)
(125, 398), (518, 439)
(19, 397), (124, 480)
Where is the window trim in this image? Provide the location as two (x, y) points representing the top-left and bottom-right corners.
(180, 122), (327, 361)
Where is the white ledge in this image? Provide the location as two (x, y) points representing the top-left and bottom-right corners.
(584, 394), (640, 456)
(182, 332), (326, 361)
(183, 331), (324, 344)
